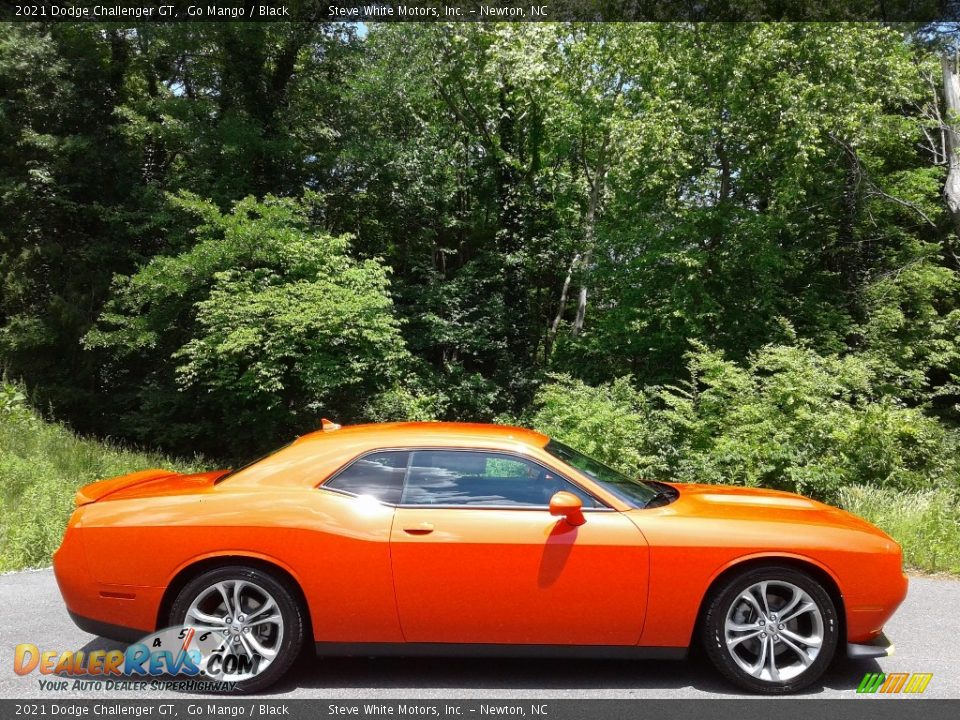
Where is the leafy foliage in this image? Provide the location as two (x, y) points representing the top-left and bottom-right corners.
(0, 22), (958, 502)
(85, 194), (407, 457)
(860, 260), (960, 414)
(531, 340), (960, 503)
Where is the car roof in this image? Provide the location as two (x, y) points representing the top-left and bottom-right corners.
(294, 421), (550, 449)
(221, 421), (556, 491)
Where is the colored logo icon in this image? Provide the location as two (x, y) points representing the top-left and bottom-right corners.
(857, 672), (933, 694)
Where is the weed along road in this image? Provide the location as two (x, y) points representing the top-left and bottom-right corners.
(1, 569), (958, 700)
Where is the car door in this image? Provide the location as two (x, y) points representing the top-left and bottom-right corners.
(389, 448), (649, 646)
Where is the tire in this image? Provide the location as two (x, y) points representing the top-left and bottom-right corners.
(700, 566), (839, 694)
(168, 565), (305, 693)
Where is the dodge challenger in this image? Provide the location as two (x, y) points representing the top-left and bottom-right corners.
(53, 421), (907, 693)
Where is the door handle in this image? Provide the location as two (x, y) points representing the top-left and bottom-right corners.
(403, 522), (434, 535)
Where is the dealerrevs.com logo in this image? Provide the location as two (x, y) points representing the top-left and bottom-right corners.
(13, 625), (266, 692)
(857, 672), (933, 694)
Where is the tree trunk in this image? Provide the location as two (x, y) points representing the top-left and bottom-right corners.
(549, 252), (580, 339)
(941, 49), (960, 238)
(572, 171), (604, 336)
(572, 263), (590, 335)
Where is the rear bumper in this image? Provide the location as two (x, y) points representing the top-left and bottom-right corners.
(848, 632), (894, 660)
(53, 518), (160, 638)
(67, 611), (144, 644)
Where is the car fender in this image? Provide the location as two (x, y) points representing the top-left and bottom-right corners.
(704, 550), (843, 596)
(164, 548), (308, 594)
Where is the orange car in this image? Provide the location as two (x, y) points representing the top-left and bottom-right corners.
(54, 421), (907, 694)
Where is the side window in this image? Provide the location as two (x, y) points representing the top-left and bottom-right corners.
(324, 451), (409, 504)
(401, 450), (598, 508)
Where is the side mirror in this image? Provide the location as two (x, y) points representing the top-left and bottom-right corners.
(549, 491), (585, 527)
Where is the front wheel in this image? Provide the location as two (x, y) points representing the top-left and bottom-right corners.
(701, 566), (839, 694)
(168, 565), (305, 693)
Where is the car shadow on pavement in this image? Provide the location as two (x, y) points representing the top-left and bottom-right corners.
(264, 652), (884, 697)
(78, 637), (128, 655)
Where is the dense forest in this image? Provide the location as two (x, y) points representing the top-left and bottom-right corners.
(1, 21), (959, 518)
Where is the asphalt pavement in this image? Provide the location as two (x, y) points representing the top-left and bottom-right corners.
(1, 568), (957, 699)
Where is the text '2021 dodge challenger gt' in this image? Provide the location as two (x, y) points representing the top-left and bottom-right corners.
(54, 422), (907, 694)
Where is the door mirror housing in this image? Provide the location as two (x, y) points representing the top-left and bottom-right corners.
(549, 491), (585, 526)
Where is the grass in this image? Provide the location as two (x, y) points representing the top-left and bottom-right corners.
(839, 485), (960, 575)
(0, 389), (206, 572)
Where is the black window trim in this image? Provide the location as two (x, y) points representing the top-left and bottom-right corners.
(317, 446), (613, 511)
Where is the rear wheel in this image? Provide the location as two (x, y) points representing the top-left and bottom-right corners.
(168, 565), (304, 693)
(701, 566), (839, 694)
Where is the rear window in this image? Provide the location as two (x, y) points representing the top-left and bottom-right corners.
(324, 451), (410, 504)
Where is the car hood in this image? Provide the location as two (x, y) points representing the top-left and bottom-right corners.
(656, 482), (892, 539)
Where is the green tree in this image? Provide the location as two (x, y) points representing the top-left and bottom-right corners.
(85, 193), (408, 457)
(532, 340), (960, 503)
(2, 21), (959, 465)
(0, 22), (356, 438)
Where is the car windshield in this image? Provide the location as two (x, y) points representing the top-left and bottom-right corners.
(544, 440), (658, 508)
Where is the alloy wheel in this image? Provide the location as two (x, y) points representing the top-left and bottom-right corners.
(185, 578), (285, 682)
(723, 579), (824, 683)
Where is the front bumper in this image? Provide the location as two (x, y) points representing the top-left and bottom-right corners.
(848, 632), (894, 660)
